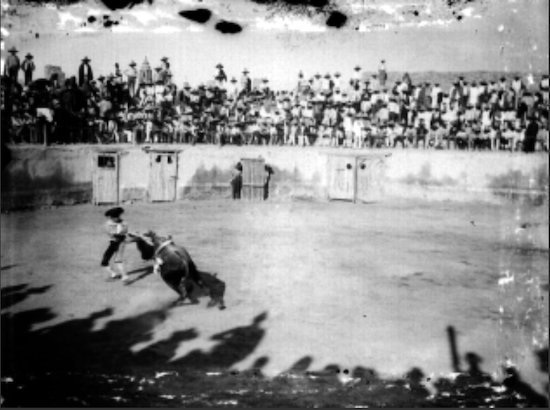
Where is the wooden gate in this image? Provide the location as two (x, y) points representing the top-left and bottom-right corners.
(149, 152), (178, 202)
(327, 155), (356, 201)
(93, 152), (119, 205)
(242, 158), (265, 201)
(356, 156), (385, 203)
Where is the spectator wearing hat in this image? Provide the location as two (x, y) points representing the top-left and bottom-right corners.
(387, 121), (404, 148)
(230, 162), (243, 199)
(333, 72), (342, 90)
(241, 69), (251, 94)
(226, 77), (238, 99)
(499, 122), (517, 151)
(467, 81), (480, 107)
(414, 120), (428, 149)
(369, 74), (380, 93)
(402, 122), (416, 148)
(352, 66), (362, 88)
(460, 81), (470, 109)
(215, 63), (227, 84)
(21, 53), (36, 86)
(523, 116), (539, 153)
(341, 112), (353, 148)
(153, 66), (164, 85)
(449, 81), (461, 107)
(78, 56), (94, 87)
(260, 78), (269, 94)
(378, 60), (388, 88)
(321, 73), (331, 93)
(376, 102), (390, 126)
(124, 61), (138, 98)
(498, 77), (508, 92)
(159, 56), (170, 74)
(5, 47), (21, 84)
(512, 76), (524, 110)
(388, 98), (400, 123)
(102, 207), (130, 283)
(486, 123), (501, 151)
(310, 73), (321, 93)
(352, 114), (364, 149)
(431, 83), (442, 110)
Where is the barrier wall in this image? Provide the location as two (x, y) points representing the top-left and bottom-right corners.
(1, 144), (548, 210)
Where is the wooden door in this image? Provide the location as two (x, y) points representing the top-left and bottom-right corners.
(356, 156), (385, 203)
(327, 155), (355, 201)
(242, 158), (265, 201)
(93, 153), (119, 205)
(149, 152), (178, 202)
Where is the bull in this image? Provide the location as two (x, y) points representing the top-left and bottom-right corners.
(127, 231), (226, 309)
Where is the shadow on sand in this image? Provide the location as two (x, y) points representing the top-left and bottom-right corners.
(0, 286), (547, 407)
(1, 283), (53, 310)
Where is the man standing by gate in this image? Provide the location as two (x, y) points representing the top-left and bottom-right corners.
(230, 162), (243, 199)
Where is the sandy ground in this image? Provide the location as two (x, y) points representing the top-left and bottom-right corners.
(1, 198), (548, 406)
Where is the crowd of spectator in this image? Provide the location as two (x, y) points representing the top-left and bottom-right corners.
(2, 47), (549, 153)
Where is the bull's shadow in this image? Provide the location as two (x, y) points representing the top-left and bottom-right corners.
(124, 265), (154, 286)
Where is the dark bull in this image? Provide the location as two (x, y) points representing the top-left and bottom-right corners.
(127, 231), (226, 309)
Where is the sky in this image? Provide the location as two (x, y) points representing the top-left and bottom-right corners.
(1, 0), (548, 90)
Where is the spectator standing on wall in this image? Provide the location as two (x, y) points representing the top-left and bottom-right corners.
(125, 61), (138, 98)
(21, 53), (36, 86)
(215, 63), (227, 85)
(241, 69), (251, 94)
(352, 66), (362, 88)
(378, 60), (388, 88)
(78, 56), (94, 87)
(5, 47), (21, 84)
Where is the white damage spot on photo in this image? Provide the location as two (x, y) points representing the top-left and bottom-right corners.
(57, 11), (85, 29)
(151, 25), (183, 34)
(255, 16), (327, 33)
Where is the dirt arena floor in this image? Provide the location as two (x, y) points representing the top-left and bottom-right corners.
(1, 198), (548, 407)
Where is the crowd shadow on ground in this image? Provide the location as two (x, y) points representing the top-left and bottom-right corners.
(0, 264), (19, 272)
(1, 283), (52, 310)
(1, 285), (548, 407)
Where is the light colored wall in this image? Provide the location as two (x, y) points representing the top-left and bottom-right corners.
(2, 145), (548, 210)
